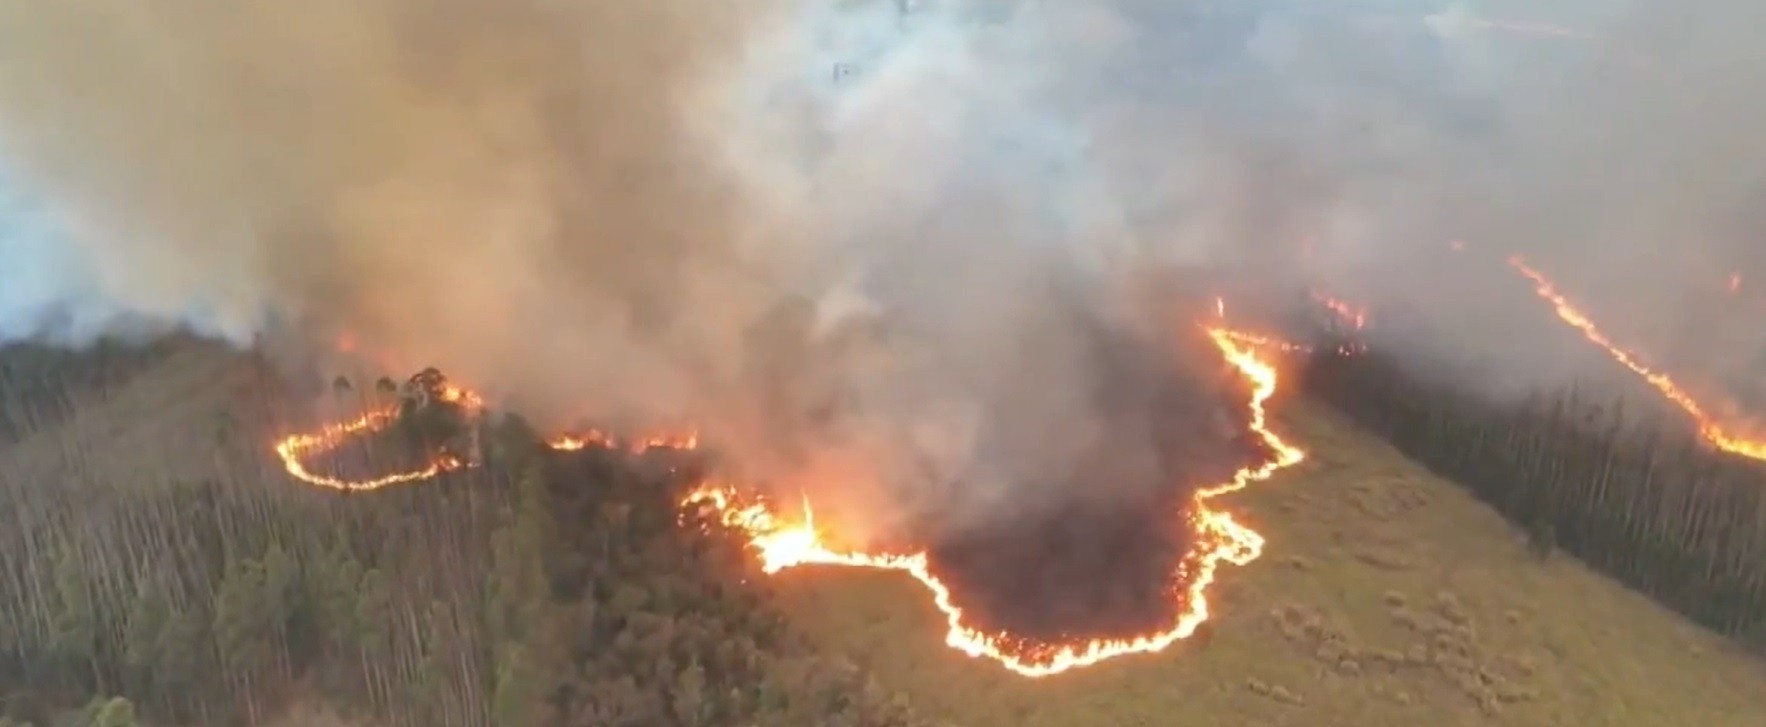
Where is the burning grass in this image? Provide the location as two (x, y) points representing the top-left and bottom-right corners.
(275, 313), (1296, 677)
(770, 404), (1766, 726)
(679, 320), (1300, 676)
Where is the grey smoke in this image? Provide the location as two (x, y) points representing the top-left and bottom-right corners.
(0, 0), (1762, 538)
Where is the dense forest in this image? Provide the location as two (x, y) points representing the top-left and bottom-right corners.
(1301, 326), (1766, 651)
(0, 344), (932, 726)
(0, 338), (184, 443)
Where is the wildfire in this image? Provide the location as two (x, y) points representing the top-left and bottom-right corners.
(1311, 292), (1368, 330)
(1214, 328), (1308, 353)
(681, 323), (1306, 677)
(437, 385), (483, 408)
(273, 384), (484, 491)
(275, 320), (1306, 677)
(1508, 256), (1766, 461)
(273, 375), (694, 490)
(274, 408), (469, 491)
(276, 421), (695, 490)
(547, 429), (699, 453)
(1204, 296), (1360, 357)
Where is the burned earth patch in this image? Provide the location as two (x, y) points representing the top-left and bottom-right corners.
(926, 490), (1195, 641)
(920, 319), (1276, 644)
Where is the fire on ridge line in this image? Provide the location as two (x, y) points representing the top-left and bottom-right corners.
(271, 316), (1306, 677)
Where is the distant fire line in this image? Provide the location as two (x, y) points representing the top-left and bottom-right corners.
(1508, 256), (1766, 461)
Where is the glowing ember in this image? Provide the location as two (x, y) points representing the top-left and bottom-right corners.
(1293, 292), (1370, 356)
(1509, 256), (1766, 461)
(549, 429), (699, 452)
(1311, 292), (1368, 330)
(430, 385), (483, 411)
(682, 323), (1305, 677)
(1214, 328), (1308, 353)
(1214, 328), (1361, 358)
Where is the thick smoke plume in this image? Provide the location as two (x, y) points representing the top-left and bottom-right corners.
(1, 0), (1763, 537)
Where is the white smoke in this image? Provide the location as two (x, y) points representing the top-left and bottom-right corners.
(0, 0), (1762, 534)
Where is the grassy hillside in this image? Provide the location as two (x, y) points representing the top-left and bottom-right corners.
(771, 405), (1766, 726)
(7, 340), (1764, 725)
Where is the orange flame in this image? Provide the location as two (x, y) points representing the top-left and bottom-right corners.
(275, 327), (1305, 677)
(546, 429), (699, 453)
(545, 431), (613, 451)
(274, 383), (484, 490)
(1211, 325), (1360, 358)
(1311, 292), (1367, 330)
(273, 407), (469, 491)
(274, 382), (698, 491)
(681, 323), (1305, 677)
(1728, 272), (1742, 295)
(438, 386), (480, 407)
(1214, 328), (1308, 353)
(1508, 256), (1766, 461)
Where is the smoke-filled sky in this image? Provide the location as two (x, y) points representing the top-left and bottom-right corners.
(2, 0), (1763, 536)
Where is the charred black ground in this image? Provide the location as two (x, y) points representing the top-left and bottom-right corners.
(288, 294), (1282, 643)
(921, 320), (1275, 643)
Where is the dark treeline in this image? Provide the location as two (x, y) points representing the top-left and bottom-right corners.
(1300, 330), (1766, 651)
(0, 344), (932, 727)
(0, 338), (185, 444)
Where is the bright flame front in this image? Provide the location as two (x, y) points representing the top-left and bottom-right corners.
(1509, 256), (1766, 461)
(682, 324), (1306, 677)
(273, 322), (1306, 677)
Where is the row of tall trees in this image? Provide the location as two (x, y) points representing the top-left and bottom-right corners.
(0, 376), (516, 725)
(1301, 335), (1766, 648)
(0, 337), (183, 444)
(0, 344), (931, 726)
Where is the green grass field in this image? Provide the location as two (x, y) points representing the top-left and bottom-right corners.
(771, 404), (1766, 726)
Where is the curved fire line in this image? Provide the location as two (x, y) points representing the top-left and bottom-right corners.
(273, 319), (1305, 676)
